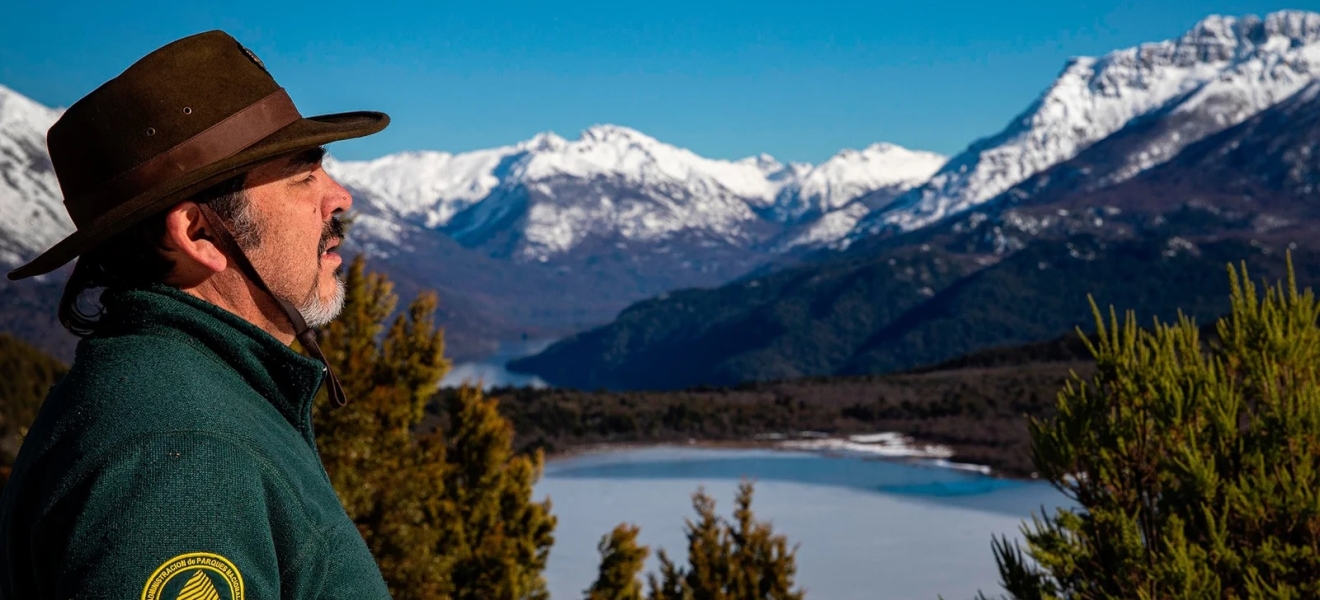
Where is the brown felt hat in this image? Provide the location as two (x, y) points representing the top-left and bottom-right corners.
(7, 30), (389, 280)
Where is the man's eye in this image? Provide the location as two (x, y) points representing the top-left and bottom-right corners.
(297, 173), (316, 185)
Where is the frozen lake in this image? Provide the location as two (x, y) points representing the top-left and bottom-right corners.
(535, 446), (1070, 600)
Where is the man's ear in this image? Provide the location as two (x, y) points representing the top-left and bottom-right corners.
(161, 201), (228, 280)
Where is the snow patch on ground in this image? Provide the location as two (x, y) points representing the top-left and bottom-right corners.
(779, 431), (957, 459)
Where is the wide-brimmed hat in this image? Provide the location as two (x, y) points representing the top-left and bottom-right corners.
(7, 30), (389, 280)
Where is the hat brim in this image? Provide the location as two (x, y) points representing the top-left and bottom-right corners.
(7, 110), (389, 281)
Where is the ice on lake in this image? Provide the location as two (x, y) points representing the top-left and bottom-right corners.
(536, 446), (1070, 600)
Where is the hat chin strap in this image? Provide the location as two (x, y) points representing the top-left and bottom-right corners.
(197, 204), (348, 407)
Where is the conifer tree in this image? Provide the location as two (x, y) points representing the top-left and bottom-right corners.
(586, 523), (650, 600)
(442, 385), (557, 600)
(987, 256), (1320, 599)
(313, 255), (555, 600)
(645, 482), (804, 600)
(314, 255), (454, 597)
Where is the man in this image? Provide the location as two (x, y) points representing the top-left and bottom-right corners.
(0, 31), (394, 599)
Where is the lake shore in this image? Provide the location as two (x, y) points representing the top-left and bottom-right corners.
(542, 432), (1010, 478)
(467, 360), (1086, 480)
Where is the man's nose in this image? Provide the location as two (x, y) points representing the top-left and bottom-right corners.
(324, 173), (353, 216)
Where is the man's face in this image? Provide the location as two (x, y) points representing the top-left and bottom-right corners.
(238, 148), (352, 327)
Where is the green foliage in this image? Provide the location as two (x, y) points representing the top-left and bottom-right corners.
(586, 523), (650, 600)
(314, 255), (555, 600)
(441, 386), (557, 600)
(644, 482), (804, 600)
(0, 333), (66, 487)
(990, 255), (1320, 599)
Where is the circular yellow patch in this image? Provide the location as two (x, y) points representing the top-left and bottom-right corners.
(140, 552), (244, 600)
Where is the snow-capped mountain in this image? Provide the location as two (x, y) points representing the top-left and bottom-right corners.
(439, 126), (793, 261)
(12, 9), (1315, 366)
(770, 144), (945, 249)
(772, 143), (945, 221)
(0, 79), (944, 271)
(0, 81), (942, 358)
(510, 75), (1320, 391)
(327, 125), (944, 262)
(843, 10), (1320, 243)
(325, 146), (521, 229)
(0, 85), (68, 269)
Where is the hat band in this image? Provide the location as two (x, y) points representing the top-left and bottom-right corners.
(66, 88), (302, 227)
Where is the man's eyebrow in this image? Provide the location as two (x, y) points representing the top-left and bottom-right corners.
(281, 147), (327, 178)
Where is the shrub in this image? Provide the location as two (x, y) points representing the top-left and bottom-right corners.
(989, 257), (1320, 598)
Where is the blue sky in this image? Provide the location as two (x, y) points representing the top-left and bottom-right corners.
(1, 1), (1310, 163)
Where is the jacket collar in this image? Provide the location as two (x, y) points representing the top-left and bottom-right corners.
(95, 283), (326, 433)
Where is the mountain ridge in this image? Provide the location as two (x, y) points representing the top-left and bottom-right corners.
(327, 124), (945, 263)
(508, 70), (1320, 390)
(842, 10), (1320, 244)
(0, 85), (944, 360)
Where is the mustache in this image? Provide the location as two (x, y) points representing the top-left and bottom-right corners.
(317, 217), (346, 255)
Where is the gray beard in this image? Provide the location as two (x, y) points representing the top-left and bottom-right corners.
(297, 275), (346, 328)
(225, 195), (346, 329)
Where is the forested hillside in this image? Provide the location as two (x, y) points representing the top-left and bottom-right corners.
(0, 333), (65, 484)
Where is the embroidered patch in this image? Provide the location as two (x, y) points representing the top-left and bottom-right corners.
(141, 552), (244, 600)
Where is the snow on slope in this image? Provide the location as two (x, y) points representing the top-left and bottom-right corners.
(848, 10), (1320, 241)
(0, 80), (936, 268)
(777, 201), (875, 250)
(0, 85), (68, 269)
(514, 125), (790, 201)
(325, 146), (521, 228)
(442, 126), (796, 260)
(782, 143), (946, 221)
(328, 125), (941, 261)
(771, 144), (946, 249)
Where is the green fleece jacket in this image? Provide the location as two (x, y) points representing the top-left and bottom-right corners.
(0, 284), (391, 599)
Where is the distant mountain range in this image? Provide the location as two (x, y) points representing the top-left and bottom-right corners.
(509, 10), (1320, 390)
(328, 128), (945, 262)
(0, 86), (943, 360)
(2, 10), (1317, 380)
